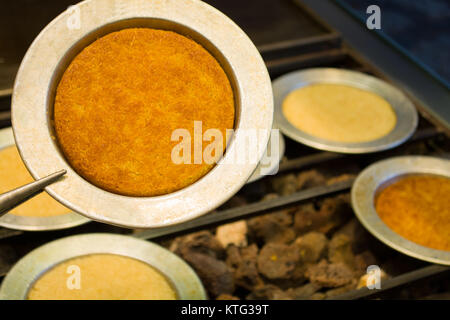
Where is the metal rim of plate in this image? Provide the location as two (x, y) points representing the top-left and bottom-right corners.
(247, 129), (285, 183)
(273, 68), (418, 154)
(0, 233), (207, 300)
(0, 127), (89, 231)
(351, 155), (450, 265)
(11, 0), (273, 228)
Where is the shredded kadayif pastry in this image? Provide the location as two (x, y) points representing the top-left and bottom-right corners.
(54, 28), (234, 196)
(375, 174), (450, 251)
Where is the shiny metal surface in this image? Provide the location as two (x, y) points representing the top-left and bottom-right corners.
(0, 233), (207, 300)
(352, 156), (450, 265)
(11, 0), (273, 228)
(273, 68), (418, 153)
(0, 169), (66, 216)
(0, 128), (89, 231)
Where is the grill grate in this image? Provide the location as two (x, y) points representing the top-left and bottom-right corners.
(0, 0), (449, 300)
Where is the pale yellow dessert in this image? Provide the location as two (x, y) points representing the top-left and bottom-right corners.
(27, 254), (177, 300)
(282, 83), (397, 143)
(0, 146), (69, 217)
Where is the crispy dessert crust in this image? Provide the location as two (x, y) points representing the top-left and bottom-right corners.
(54, 28), (234, 196)
(375, 175), (450, 251)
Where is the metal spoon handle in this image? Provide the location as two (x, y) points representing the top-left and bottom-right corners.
(0, 170), (66, 217)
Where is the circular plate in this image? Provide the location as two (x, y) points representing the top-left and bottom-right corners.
(351, 156), (450, 265)
(247, 130), (285, 183)
(11, 0), (273, 228)
(273, 68), (418, 154)
(0, 128), (89, 231)
(0, 233), (207, 300)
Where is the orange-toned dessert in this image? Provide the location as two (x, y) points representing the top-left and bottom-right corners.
(375, 174), (450, 251)
(54, 28), (234, 197)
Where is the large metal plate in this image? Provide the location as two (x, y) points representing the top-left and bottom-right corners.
(273, 68), (418, 153)
(0, 233), (206, 300)
(0, 127), (89, 231)
(11, 0), (273, 228)
(352, 156), (450, 265)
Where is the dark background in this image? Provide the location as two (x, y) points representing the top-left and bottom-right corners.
(340, 0), (450, 84)
(0, 0), (448, 89)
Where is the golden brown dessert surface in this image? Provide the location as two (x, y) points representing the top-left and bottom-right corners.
(282, 83), (396, 143)
(28, 254), (177, 300)
(0, 146), (69, 217)
(54, 28), (234, 197)
(375, 174), (450, 251)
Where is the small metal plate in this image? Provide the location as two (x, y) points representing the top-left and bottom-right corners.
(273, 68), (418, 154)
(11, 0), (273, 228)
(247, 130), (285, 183)
(0, 233), (207, 300)
(0, 127), (89, 231)
(352, 156), (450, 265)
